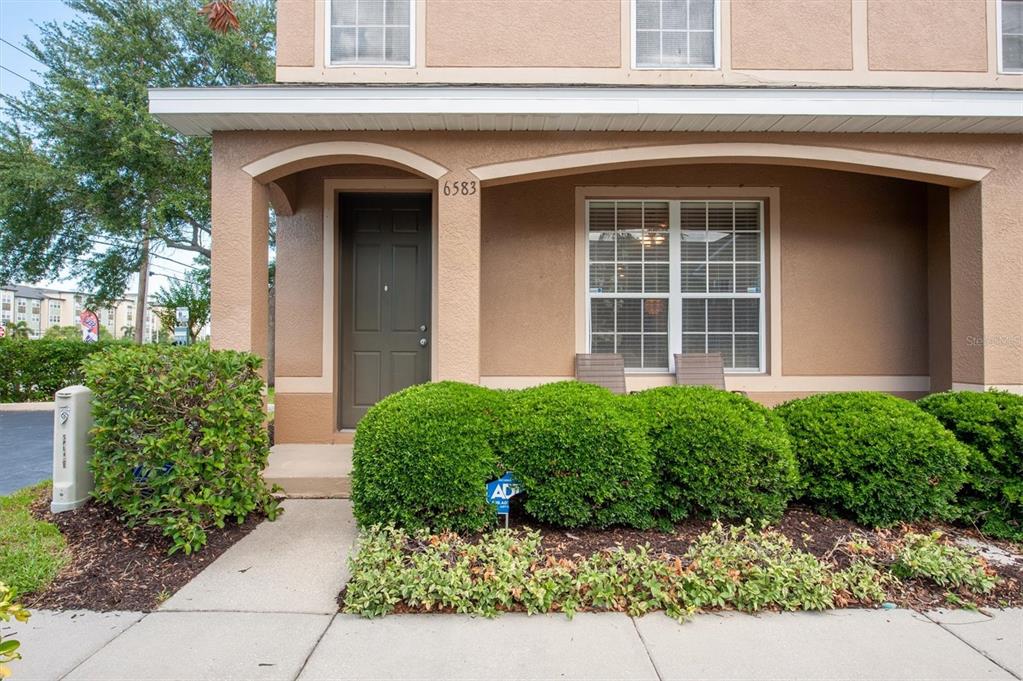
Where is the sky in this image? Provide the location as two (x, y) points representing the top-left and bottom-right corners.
(1, 0), (200, 296)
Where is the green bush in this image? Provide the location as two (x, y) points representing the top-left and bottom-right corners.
(629, 386), (799, 523)
(0, 338), (118, 402)
(352, 381), (506, 533)
(918, 390), (1023, 540)
(500, 381), (656, 529)
(84, 344), (279, 554)
(776, 392), (968, 527)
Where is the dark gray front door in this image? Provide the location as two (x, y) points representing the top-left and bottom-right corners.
(340, 194), (431, 428)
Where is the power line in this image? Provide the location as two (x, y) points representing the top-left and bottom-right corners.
(0, 64), (40, 87)
(0, 38), (44, 66)
(88, 237), (201, 270)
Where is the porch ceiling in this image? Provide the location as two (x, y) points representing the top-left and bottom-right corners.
(149, 86), (1023, 137)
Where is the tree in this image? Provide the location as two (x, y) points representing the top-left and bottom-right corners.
(3, 321), (32, 339)
(0, 0), (275, 310)
(44, 324), (113, 341)
(152, 267), (210, 343)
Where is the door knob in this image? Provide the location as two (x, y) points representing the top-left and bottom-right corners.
(419, 338), (428, 347)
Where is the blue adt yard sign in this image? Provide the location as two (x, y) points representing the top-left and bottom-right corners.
(486, 472), (521, 517)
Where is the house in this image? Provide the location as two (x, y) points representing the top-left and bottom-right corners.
(149, 0), (1022, 445)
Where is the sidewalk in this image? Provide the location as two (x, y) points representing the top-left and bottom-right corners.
(8, 500), (1023, 681)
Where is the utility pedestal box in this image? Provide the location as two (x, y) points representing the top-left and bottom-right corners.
(51, 385), (94, 513)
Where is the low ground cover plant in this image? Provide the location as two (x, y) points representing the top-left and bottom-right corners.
(352, 381), (506, 533)
(0, 582), (31, 679)
(918, 390), (1023, 541)
(892, 531), (998, 593)
(0, 483), (67, 596)
(0, 338), (116, 402)
(84, 344), (279, 554)
(500, 381), (657, 529)
(629, 387), (798, 524)
(342, 522), (995, 620)
(776, 392), (968, 527)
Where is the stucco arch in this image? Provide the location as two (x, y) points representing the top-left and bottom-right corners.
(470, 142), (991, 188)
(241, 141), (449, 183)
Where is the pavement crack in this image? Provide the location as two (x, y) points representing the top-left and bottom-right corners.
(630, 616), (665, 681)
(293, 612), (337, 680)
(921, 611), (1021, 680)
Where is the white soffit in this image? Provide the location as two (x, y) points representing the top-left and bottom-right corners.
(148, 86), (1023, 136)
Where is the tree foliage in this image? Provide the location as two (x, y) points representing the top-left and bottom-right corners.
(152, 263), (211, 342)
(0, 0), (275, 304)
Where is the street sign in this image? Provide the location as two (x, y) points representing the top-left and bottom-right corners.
(174, 306), (189, 346)
(486, 472), (521, 516)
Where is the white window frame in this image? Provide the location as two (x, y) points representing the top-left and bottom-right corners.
(998, 0), (1023, 74)
(631, 0), (721, 70)
(325, 0), (416, 68)
(584, 198), (766, 374)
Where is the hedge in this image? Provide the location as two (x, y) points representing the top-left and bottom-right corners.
(776, 392), (968, 527)
(499, 381), (657, 529)
(630, 386), (799, 523)
(918, 390), (1023, 541)
(84, 344), (279, 554)
(352, 381), (506, 533)
(0, 339), (117, 402)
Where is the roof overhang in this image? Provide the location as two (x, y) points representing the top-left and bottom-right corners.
(149, 86), (1023, 136)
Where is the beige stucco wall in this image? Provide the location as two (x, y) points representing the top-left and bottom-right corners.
(481, 165), (931, 377)
(868, 0), (988, 72)
(731, 0), (852, 70)
(425, 0), (619, 68)
(275, 0), (1020, 88)
(277, 0), (315, 67)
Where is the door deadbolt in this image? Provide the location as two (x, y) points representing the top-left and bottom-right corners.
(419, 324), (427, 332)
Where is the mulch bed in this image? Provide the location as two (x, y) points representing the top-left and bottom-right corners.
(388, 505), (1017, 614)
(25, 489), (264, 612)
(530, 506), (1023, 611)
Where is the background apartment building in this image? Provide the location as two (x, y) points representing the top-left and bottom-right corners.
(0, 284), (163, 341)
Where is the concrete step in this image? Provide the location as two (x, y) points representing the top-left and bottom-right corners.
(332, 430), (355, 444)
(263, 444), (352, 498)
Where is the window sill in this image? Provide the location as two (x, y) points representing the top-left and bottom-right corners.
(325, 62), (416, 69)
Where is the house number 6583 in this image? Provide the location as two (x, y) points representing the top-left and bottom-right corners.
(442, 180), (477, 196)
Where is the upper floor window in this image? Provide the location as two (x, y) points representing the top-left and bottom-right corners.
(1001, 0), (1023, 72)
(329, 0), (413, 66)
(633, 0), (717, 69)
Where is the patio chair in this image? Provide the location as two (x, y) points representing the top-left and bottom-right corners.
(574, 353), (627, 395)
(674, 352), (747, 396)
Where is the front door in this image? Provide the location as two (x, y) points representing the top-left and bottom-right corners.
(340, 194), (432, 428)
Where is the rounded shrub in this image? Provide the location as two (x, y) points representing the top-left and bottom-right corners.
(629, 386), (799, 523)
(84, 344), (278, 555)
(351, 381), (506, 533)
(500, 381), (656, 529)
(775, 392), (968, 527)
(918, 390), (1023, 540)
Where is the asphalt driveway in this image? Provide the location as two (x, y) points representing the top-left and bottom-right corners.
(0, 411), (53, 494)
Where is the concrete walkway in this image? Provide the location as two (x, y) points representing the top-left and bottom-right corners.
(6, 500), (1022, 681)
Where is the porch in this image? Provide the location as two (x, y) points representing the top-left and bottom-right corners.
(198, 131), (1021, 446)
